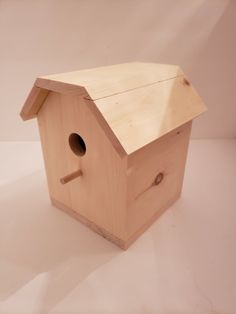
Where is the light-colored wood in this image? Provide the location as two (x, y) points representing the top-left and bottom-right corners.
(94, 75), (205, 154)
(20, 62), (182, 121)
(20, 80), (86, 122)
(124, 191), (181, 249)
(80, 94), (127, 158)
(52, 193), (182, 250)
(21, 62), (207, 249)
(51, 197), (127, 249)
(60, 169), (82, 184)
(35, 78), (87, 96)
(126, 121), (192, 238)
(37, 90), (192, 248)
(20, 86), (49, 120)
(40, 62), (183, 100)
(37, 92), (128, 241)
(20, 63), (206, 156)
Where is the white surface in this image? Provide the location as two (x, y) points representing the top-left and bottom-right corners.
(1, 0), (236, 140)
(0, 140), (236, 314)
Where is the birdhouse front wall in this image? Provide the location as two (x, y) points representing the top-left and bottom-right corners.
(37, 91), (128, 242)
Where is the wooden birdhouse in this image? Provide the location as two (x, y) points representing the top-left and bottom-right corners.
(20, 63), (207, 249)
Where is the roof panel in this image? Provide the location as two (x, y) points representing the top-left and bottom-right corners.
(40, 62), (182, 100)
(93, 75), (207, 154)
(21, 63), (207, 156)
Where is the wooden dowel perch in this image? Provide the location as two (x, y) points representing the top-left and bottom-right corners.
(60, 169), (82, 184)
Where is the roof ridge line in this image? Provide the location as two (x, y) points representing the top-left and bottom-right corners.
(84, 74), (184, 102)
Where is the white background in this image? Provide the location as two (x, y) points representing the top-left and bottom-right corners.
(0, 0), (236, 140)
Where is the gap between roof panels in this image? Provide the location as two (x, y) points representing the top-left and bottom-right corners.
(84, 74), (184, 101)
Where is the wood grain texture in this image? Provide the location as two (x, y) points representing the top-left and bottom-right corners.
(35, 78), (87, 96)
(126, 121), (192, 238)
(37, 90), (192, 248)
(21, 63), (206, 155)
(40, 62), (182, 100)
(37, 92), (128, 240)
(21, 62), (182, 121)
(20, 86), (49, 120)
(52, 114), (192, 250)
(60, 169), (82, 184)
(94, 75), (205, 154)
(51, 197), (127, 249)
(21, 62), (206, 249)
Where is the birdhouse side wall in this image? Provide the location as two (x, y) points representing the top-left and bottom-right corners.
(125, 121), (192, 246)
(37, 91), (128, 243)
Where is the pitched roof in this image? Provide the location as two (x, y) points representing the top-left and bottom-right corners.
(20, 62), (207, 155)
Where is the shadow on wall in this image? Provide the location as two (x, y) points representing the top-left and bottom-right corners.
(0, 171), (121, 312)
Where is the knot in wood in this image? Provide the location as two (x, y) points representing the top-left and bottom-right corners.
(183, 78), (190, 86)
(154, 172), (164, 186)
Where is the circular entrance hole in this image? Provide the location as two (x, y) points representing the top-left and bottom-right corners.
(69, 133), (86, 156)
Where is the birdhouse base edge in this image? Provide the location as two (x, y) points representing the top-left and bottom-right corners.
(51, 191), (180, 250)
